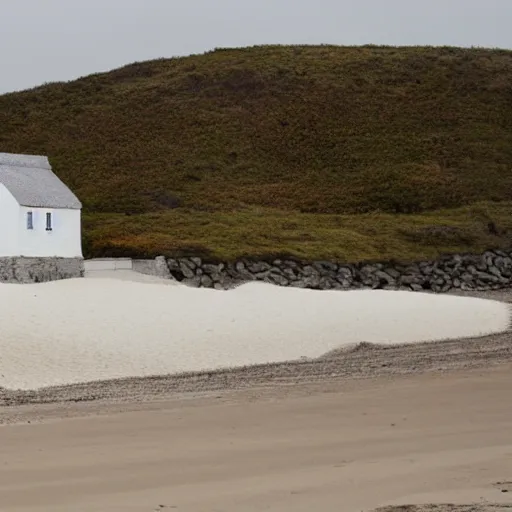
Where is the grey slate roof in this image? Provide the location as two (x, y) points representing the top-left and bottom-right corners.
(0, 152), (81, 209)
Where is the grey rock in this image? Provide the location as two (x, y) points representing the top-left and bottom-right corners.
(461, 272), (474, 283)
(484, 251), (496, 264)
(254, 271), (270, 280)
(475, 271), (499, 283)
(282, 267), (298, 281)
(313, 261), (338, 273)
(488, 266), (503, 278)
(182, 276), (201, 288)
(384, 268), (401, 279)
(301, 265), (319, 277)
(248, 261), (271, 274)
(210, 272), (223, 282)
(336, 275), (353, 286)
(265, 273), (289, 286)
(360, 264), (378, 275)
(493, 256), (505, 268)
(190, 257), (202, 267)
(218, 276), (237, 289)
(318, 278), (334, 289)
(421, 265), (434, 276)
(450, 268), (462, 278)
(225, 265), (237, 278)
(167, 259), (180, 272)
(202, 263), (222, 275)
(375, 270), (396, 285)
(294, 276), (321, 289)
(179, 262), (195, 279)
(337, 266), (354, 278)
(154, 256), (172, 279)
(466, 265), (478, 275)
(400, 275), (422, 286)
(226, 263), (253, 280)
(180, 258), (196, 270)
(200, 274), (214, 288)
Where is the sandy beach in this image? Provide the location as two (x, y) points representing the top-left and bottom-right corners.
(1, 277), (512, 511)
(0, 276), (510, 390)
(1, 364), (512, 512)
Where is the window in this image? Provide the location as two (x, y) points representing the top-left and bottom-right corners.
(27, 211), (33, 230)
(46, 212), (52, 231)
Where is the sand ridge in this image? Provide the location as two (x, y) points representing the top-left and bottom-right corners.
(0, 278), (510, 390)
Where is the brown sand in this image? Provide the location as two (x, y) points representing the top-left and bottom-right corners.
(1, 289), (511, 511)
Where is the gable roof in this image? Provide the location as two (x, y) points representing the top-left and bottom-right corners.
(0, 152), (81, 209)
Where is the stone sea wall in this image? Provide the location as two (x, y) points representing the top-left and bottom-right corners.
(0, 257), (84, 283)
(163, 249), (512, 292)
(10, 251), (511, 291)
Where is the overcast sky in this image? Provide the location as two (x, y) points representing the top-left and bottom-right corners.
(1, 0), (510, 94)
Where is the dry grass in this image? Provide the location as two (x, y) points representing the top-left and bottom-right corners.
(1, 45), (511, 261)
(82, 202), (512, 262)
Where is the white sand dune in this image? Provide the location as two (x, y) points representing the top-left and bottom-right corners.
(0, 278), (510, 390)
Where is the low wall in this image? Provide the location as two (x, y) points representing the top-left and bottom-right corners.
(163, 249), (512, 292)
(84, 256), (172, 279)
(0, 257), (84, 283)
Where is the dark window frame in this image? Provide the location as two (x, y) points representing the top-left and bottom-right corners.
(27, 211), (34, 230)
(45, 212), (53, 231)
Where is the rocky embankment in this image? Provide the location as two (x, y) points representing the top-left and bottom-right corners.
(162, 249), (512, 292)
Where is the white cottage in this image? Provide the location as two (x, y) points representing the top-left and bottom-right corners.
(0, 152), (83, 282)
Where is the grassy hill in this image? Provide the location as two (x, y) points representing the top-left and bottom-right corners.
(1, 45), (512, 262)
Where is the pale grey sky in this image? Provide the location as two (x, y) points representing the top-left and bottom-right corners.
(1, 0), (510, 93)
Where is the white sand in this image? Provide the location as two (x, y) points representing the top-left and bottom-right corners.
(0, 277), (509, 390)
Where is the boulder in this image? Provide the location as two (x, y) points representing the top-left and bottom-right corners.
(179, 261), (195, 279)
(248, 261), (271, 274)
(182, 276), (201, 288)
(200, 275), (214, 288)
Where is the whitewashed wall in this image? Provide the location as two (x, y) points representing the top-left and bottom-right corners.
(18, 206), (82, 258)
(0, 184), (82, 258)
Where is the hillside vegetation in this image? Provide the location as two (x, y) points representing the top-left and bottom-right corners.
(1, 45), (512, 262)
